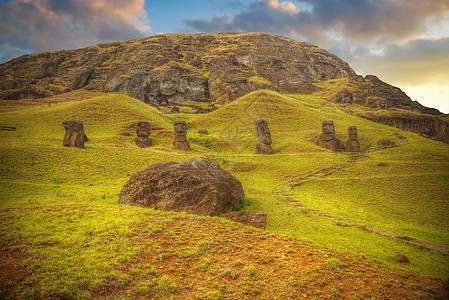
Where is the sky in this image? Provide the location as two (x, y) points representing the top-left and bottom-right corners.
(0, 0), (448, 113)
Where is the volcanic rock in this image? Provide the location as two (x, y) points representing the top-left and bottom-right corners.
(395, 254), (410, 263)
(118, 158), (245, 216)
(377, 138), (393, 147)
(330, 75), (441, 115)
(0, 32), (355, 106)
(361, 112), (449, 144)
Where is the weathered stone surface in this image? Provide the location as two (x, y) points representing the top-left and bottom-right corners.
(0, 32), (355, 107)
(319, 120), (340, 150)
(198, 129), (208, 135)
(361, 112), (449, 144)
(221, 211), (267, 230)
(346, 126), (360, 152)
(63, 120), (85, 148)
(135, 121), (152, 148)
(255, 118), (273, 154)
(330, 75), (441, 115)
(377, 138), (392, 147)
(136, 121), (151, 136)
(395, 254), (410, 263)
(173, 120), (190, 150)
(118, 158), (245, 216)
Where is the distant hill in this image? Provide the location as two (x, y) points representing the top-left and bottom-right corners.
(0, 32), (438, 112)
(1, 32), (447, 142)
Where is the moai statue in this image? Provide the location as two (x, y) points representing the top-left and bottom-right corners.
(255, 118), (273, 154)
(63, 120), (85, 148)
(319, 120), (340, 150)
(135, 121), (152, 148)
(346, 126), (360, 152)
(173, 120), (190, 150)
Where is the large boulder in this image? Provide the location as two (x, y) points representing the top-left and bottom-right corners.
(118, 158), (245, 216)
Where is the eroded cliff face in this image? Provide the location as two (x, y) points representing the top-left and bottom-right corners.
(0, 32), (355, 107)
(329, 75), (441, 115)
(360, 112), (449, 143)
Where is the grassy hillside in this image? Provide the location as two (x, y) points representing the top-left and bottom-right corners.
(0, 90), (448, 299)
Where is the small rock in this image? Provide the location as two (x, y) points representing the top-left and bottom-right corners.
(378, 162), (387, 166)
(198, 129), (208, 135)
(377, 138), (392, 147)
(395, 254), (410, 263)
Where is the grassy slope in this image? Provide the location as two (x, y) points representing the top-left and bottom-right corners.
(0, 90), (448, 299)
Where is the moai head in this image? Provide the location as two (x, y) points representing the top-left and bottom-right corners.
(63, 120), (85, 148)
(135, 121), (152, 148)
(348, 126), (358, 140)
(174, 120), (187, 142)
(136, 121), (151, 137)
(322, 120), (336, 141)
(346, 126), (360, 152)
(63, 120), (83, 134)
(255, 118), (272, 145)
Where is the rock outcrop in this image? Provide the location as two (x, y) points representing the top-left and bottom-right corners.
(0, 32), (355, 107)
(329, 75), (441, 115)
(118, 158), (245, 216)
(361, 112), (449, 143)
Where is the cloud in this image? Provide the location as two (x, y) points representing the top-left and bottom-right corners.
(0, 0), (152, 62)
(183, 0), (449, 90)
(347, 37), (449, 86)
(184, 0), (449, 46)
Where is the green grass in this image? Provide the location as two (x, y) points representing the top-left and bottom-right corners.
(0, 89), (448, 297)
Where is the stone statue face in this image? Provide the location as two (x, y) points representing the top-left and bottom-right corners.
(255, 118), (272, 145)
(322, 120), (335, 141)
(63, 120), (85, 148)
(136, 121), (151, 136)
(348, 126), (358, 140)
(63, 120), (83, 132)
(174, 121), (187, 142)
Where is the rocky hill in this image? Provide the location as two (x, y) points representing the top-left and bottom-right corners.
(1, 32), (447, 142)
(0, 32), (435, 112)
